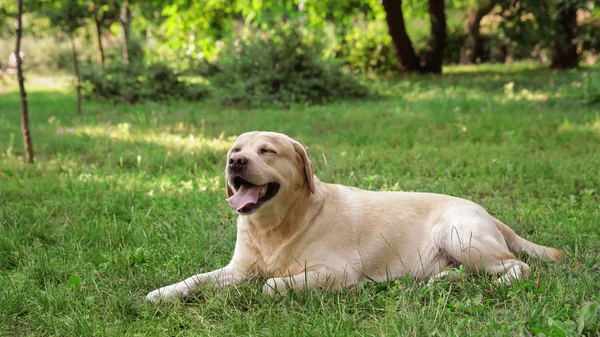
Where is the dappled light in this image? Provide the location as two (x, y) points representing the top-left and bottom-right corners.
(76, 171), (224, 197)
(502, 82), (549, 102)
(558, 118), (600, 135)
(1, 0), (600, 334)
(0, 74), (71, 93)
(73, 123), (235, 154)
(2, 152), (224, 197)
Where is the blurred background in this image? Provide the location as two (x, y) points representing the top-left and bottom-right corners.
(1, 0), (599, 107)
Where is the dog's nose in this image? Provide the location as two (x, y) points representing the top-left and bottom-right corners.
(229, 154), (248, 170)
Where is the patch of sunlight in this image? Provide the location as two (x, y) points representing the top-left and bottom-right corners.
(402, 86), (486, 103)
(77, 171), (224, 196)
(3, 152), (224, 196)
(446, 61), (545, 74)
(403, 88), (440, 102)
(379, 181), (405, 192)
(502, 82), (549, 102)
(74, 123), (236, 153)
(558, 117), (600, 136)
(0, 74), (72, 93)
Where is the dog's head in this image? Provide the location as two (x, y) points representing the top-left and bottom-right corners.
(225, 131), (315, 215)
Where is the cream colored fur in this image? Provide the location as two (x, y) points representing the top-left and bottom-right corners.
(146, 131), (562, 302)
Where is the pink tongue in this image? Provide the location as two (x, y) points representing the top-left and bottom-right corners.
(226, 184), (263, 211)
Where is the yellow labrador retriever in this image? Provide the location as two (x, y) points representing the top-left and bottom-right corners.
(146, 131), (562, 301)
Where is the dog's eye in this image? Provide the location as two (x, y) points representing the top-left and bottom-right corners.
(231, 148), (241, 153)
(260, 148), (276, 155)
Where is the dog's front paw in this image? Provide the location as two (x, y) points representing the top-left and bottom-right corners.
(146, 284), (188, 303)
(146, 288), (164, 303)
(262, 278), (286, 295)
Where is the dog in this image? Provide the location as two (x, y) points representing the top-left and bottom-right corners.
(146, 131), (562, 302)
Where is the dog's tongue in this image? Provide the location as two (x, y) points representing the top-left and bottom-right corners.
(227, 184), (262, 211)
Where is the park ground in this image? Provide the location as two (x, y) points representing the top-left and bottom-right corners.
(0, 62), (599, 336)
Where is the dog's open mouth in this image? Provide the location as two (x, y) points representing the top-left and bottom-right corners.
(227, 176), (280, 214)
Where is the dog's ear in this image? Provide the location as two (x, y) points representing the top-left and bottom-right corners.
(292, 141), (315, 194)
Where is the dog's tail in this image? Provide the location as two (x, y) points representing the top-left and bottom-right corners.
(493, 218), (563, 262)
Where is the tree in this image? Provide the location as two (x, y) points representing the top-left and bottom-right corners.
(88, 0), (120, 68)
(460, 0), (502, 64)
(120, 0), (131, 65)
(382, 0), (447, 74)
(499, 0), (595, 69)
(68, 30), (83, 116)
(41, 1), (89, 115)
(423, 0), (447, 73)
(15, 0), (34, 164)
(382, 0), (422, 71)
(550, 0), (579, 69)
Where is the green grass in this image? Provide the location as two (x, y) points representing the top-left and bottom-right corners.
(1, 62), (599, 336)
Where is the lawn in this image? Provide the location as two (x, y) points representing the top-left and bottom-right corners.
(1, 63), (599, 336)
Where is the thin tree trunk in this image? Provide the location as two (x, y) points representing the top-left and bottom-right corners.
(551, 5), (579, 69)
(382, 0), (423, 72)
(423, 0), (447, 74)
(15, 0), (34, 164)
(120, 0), (131, 65)
(94, 17), (105, 68)
(460, 0), (499, 64)
(69, 32), (83, 116)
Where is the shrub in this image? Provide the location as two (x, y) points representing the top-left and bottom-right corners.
(570, 66), (600, 106)
(81, 61), (207, 103)
(209, 23), (369, 108)
(338, 20), (397, 73)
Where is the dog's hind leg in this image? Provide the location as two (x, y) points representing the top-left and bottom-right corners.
(486, 259), (530, 285)
(427, 267), (465, 285)
(439, 210), (531, 285)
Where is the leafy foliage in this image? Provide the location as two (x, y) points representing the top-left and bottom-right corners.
(37, 0), (90, 34)
(575, 4), (600, 53)
(209, 24), (369, 108)
(337, 19), (397, 73)
(492, 0), (600, 63)
(4, 0), (599, 76)
(81, 61), (207, 103)
(87, 0), (120, 27)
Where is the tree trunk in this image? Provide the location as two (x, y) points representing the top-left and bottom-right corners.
(94, 17), (105, 68)
(382, 0), (422, 72)
(423, 0), (447, 74)
(15, 0), (34, 164)
(551, 5), (579, 69)
(460, 0), (499, 64)
(120, 0), (131, 65)
(69, 32), (83, 116)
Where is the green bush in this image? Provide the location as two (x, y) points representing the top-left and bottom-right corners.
(576, 16), (600, 55)
(338, 20), (397, 73)
(443, 16), (466, 65)
(209, 23), (369, 108)
(81, 61), (208, 103)
(569, 66), (600, 106)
